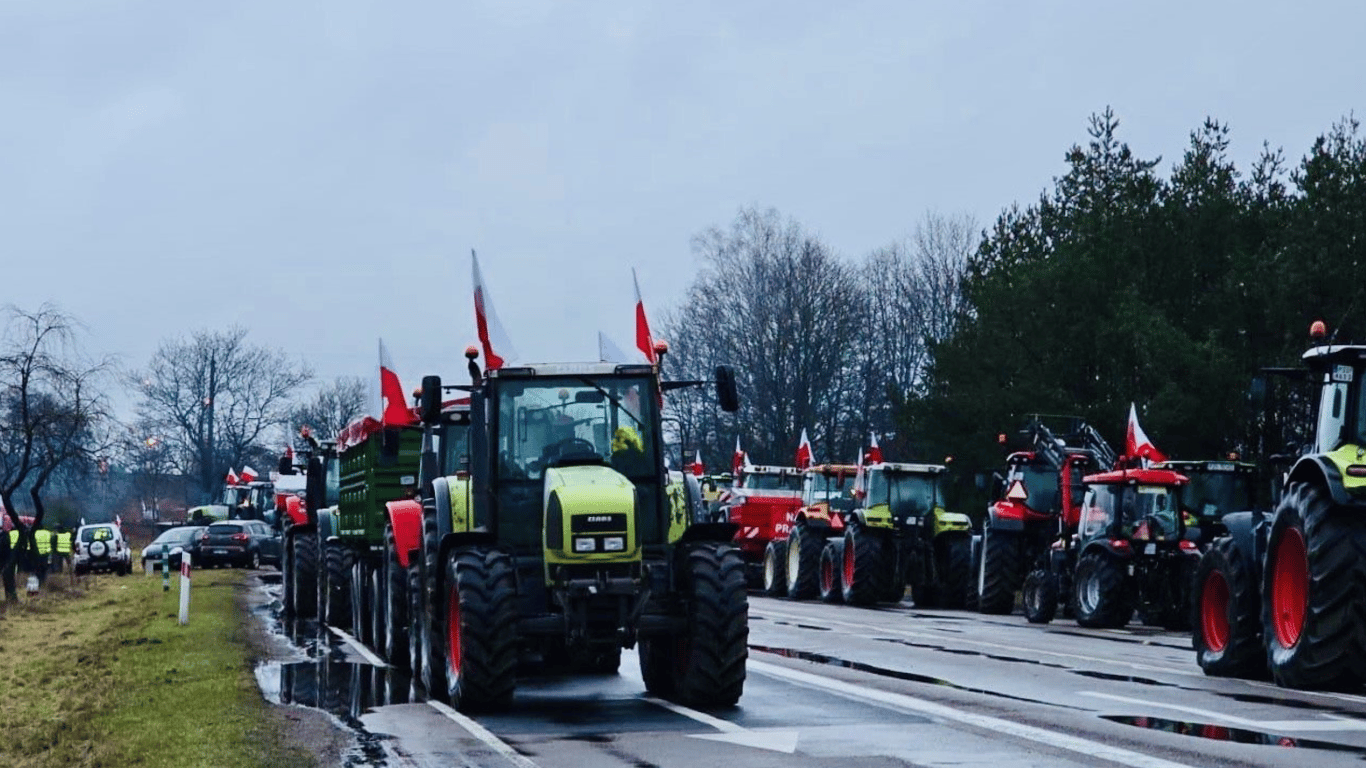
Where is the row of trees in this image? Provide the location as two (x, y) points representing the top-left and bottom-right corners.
(667, 109), (1366, 515)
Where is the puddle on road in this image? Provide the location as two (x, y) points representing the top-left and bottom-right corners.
(1071, 670), (1183, 688)
(770, 620), (833, 631)
(875, 637), (1071, 670)
(1103, 715), (1366, 754)
(750, 644), (1089, 711)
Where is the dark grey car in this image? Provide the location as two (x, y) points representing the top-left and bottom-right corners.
(197, 520), (281, 569)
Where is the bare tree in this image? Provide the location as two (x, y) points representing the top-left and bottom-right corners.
(131, 327), (312, 502)
(289, 375), (369, 441)
(0, 305), (112, 598)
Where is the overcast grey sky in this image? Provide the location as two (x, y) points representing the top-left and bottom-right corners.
(3, 0), (1362, 418)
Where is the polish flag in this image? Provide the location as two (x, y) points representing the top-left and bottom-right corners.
(854, 449), (866, 496)
(866, 433), (884, 465)
(225, 468), (240, 486)
(284, 444), (294, 463)
(379, 338), (416, 426)
(472, 250), (518, 371)
(240, 466), (259, 483)
(732, 436), (745, 476)
(633, 268), (656, 364)
(689, 450), (705, 477)
(1126, 403), (1168, 466)
(795, 428), (814, 470)
(598, 331), (630, 363)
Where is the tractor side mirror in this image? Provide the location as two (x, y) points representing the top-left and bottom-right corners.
(715, 365), (739, 413)
(420, 375), (443, 425)
(990, 472), (1005, 500)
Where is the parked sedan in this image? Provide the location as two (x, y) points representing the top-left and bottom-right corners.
(140, 526), (206, 570)
(197, 520), (281, 569)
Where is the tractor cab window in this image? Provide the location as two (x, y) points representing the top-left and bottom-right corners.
(1009, 463), (1060, 513)
(746, 473), (803, 492)
(324, 457), (341, 506)
(1318, 379), (1350, 453)
(220, 487), (249, 507)
(1125, 484), (1180, 540)
(802, 472), (855, 507)
(869, 470), (941, 517)
(1354, 367), (1366, 447)
(1182, 470), (1252, 521)
(441, 421), (471, 475)
(496, 375), (658, 480)
(1077, 486), (1115, 540)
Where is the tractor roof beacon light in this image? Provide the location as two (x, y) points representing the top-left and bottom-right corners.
(1311, 320), (1327, 341)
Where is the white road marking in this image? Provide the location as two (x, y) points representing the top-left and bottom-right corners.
(327, 625), (388, 667)
(644, 696), (800, 753)
(427, 700), (541, 768)
(1080, 691), (1366, 732)
(750, 658), (1202, 768)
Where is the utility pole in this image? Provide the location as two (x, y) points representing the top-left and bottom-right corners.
(202, 353), (216, 503)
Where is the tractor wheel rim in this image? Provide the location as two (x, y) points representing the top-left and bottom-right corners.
(977, 534), (988, 595)
(820, 553), (833, 594)
(764, 550), (776, 589)
(843, 537), (856, 587)
(786, 532), (802, 587)
(446, 582), (462, 680)
(1200, 570), (1230, 652)
(1082, 570), (1100, 613)
(1271, 527), (1308, 648)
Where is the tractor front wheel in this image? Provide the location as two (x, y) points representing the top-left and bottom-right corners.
(1193, 536), (1264, 679)
(784, 522), (824, 600)
(841, 523), (885, 606)
(383, 526), (409, 669)
(672, 543), (748, 707)
(819, 540), (844, 604)
(977, 525), (1022, 615)
(1074, 550), (1132, 629)
(762, 540), (788, 597)
(444, 547), (518, 710)
(1022, 568), (1058, 624)
(1262, 482), (1366, 690)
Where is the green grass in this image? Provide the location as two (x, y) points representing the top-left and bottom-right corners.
(0, 567), (314, 768)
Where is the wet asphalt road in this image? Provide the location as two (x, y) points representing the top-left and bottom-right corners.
(250, 578), (1366, 768)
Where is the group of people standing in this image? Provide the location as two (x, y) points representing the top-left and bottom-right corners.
(2, 523), (74, 586)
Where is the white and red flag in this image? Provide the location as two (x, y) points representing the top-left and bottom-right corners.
(732, 436), (745, 476)
(690, 450), (704, 477)
(633, 268), (656, 364)
(378, 338), (416, 426)
(1126, 403), (1168, 465)
(240, 466), (259, 483)
(854, 449), (866, 496)
(795, 428), (814, 470)
(472, 250), (518, 371)
(866, 433), (884, 465)
(225, 468), (239, 486)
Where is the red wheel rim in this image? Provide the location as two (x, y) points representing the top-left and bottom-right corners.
(843, 538), (855, 587)
(446, 582), (462, 679)
(1199, 570), (1230, 652)
(1271, 527), (1308, 648)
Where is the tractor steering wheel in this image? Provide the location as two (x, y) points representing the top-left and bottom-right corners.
(542, 437), (600, 465)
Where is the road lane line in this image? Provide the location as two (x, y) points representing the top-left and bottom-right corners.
(427, 700), (540, 768)
(327, 625), (388, 667)
(644, 696), (745, 732)
(750, 658), (1202, 768)
(1080, 691), (1366, 732)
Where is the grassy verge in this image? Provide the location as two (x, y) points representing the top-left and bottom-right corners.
(0, 566), (315, 768)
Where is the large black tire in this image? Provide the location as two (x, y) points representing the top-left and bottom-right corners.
(934, 533), (971, 610)
(673, 544), (748, 707)
(407, 563), (424, 679)
(282, 535), (296, 616)
(784, 522), (824, 600)
(383, 526), (409, 669)
(1262, 482), (1366, 690)
(369, 561), (386, 656)
(841, 524), (885, 606)
(639, 634), (675, 696)
(1074, 550), (1133, 629)
(291, 533), (318, 620)
(977, 525), (1022, 615)
(350, 558), (371, 646)
(419, 504), (446, 700)
(1194, 536), (1264, 679)
(444, 547), (518, 710)
(322, 540), (353, 630)
(819, 540), (844, 604)
(762, 540), (788, 597)
(965, 535), (981, 611)
(1022, 568), (1058, 624)
(1157, 555), (1197, 632)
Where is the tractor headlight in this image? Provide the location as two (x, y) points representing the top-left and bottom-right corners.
(573, 537), (597, 553)
(603, 536), (625, 552)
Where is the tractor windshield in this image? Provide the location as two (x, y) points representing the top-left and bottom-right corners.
(745, 473), (803, 492)
(1181, 470), (1252, 522)
(1008, 463), (1061, 513)
(870, 471), (942, 517)
(441, 421), (471, 475)
(1123, 484), (1180, 540)
(802, 472), (857, 509)
(496, 375), (658, 480)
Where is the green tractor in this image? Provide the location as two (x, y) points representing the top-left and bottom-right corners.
(1195, 327), (1366, 689)
(410, 352), (746, 711)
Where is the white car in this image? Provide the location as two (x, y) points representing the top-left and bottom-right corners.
(74, 523), (133, 576)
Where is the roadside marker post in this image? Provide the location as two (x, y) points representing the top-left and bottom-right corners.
(178, 552), (191, 625)
(162, 553), (170, 592)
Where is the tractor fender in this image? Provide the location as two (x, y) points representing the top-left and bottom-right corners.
(932, 509), (972, 536)
(316, 506), (338, 541)
(432, 476), (456, 539)
(985, 501), (1025, 532)
(1216, 511), (1262, 565)
(283, 495), (309, 529)
(385, 498), (424, 568)
(1287, 455), (1351, 505)
(437, 531), (498, 575)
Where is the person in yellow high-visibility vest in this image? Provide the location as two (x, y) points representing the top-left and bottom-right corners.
(33, 528), (52, 583)
(52, 526), (72, 574)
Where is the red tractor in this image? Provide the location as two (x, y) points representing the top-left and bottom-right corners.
(976, 415), (1115, 615)
(771, 463), (860, 600)
(715, 464), (804, 589)
(1024, 466), (1198, 629)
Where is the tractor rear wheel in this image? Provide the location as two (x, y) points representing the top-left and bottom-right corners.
(1074, 550), (1132, 628)
(673, 543), (748, 707)
(934, 533), (971, 610)
(977, 525), (1022, 615)
(420, 504), (446, 698)
(1022, 568), (1058, 624)
(1194, 536), (1264, 679)
(1262, 481), (1366, 690)
(841, 523), (885, 606)
(350, 558), (371, 645)
(819, 540), (844, 603)
(383, 526), (409, 668)
(282, 534), (296, 617)
(784, 522), (823, 600)
(444, 547), (518, 710)
(762, 540), (788, 597)
(965, 535), (982, 611)
(290, 532), (319, 620)
(322, 540), (352, 630)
